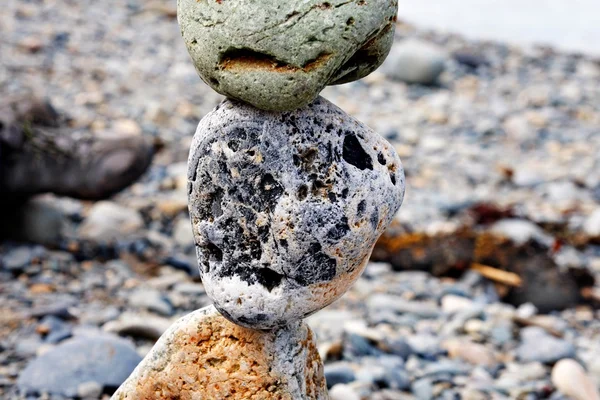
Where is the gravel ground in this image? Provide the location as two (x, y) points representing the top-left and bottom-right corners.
(2, 0), (600, 399)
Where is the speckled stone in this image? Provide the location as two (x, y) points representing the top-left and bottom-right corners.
(177, 0), (397, 111)
(188, 96), (405, 329)
(111, 306), (327, 400)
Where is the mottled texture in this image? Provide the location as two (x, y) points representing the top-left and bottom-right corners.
(188, 97), (405, 329)
(177, 0), (397, 111)
(111, 306), (328, 400)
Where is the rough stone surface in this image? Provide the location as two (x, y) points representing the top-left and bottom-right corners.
(112, 306), (328, 400)
(188, 97), (405, 329)
(17, 335), (141, 397)
(177, 0), (397, 110)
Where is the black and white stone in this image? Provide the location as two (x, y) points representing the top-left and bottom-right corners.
(188, 96), (405, 329)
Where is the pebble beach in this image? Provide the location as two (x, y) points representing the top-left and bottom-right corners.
(1, 0), (600, 399)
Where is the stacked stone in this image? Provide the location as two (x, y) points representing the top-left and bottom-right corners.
(113, 1), (404, 399)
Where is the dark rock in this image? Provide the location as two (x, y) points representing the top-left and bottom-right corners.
(384, 337), (414, 360)
(453, 51), (490, 69)
(29, 296), (77, 319)
(343, 333), (384, 359)
(325, 363), (356, 389)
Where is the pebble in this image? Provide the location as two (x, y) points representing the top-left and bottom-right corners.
(172, 216), (194, 248)
(368, 294), (440, 318)
(443, 339), (496, 367)
(79, 202), (144, 242)
(517, 327), (576, 364)
(173, 282), (205, 296)
(453, 52), (489, 69)
(1, 247), (34, 273)
(325, 363), (357, 389)
(188, 97), (404, 329)
(4, 199), (66, 245)
(4, 2), (600, 398)
(39, 316), (72, 344)
(441, 294), (477, 314)
(178, 0), (398, 110)
(17, 335), (141, 397)
(111, 306), (327, 399)
(584, 209), (600, 238)
(406, 334), (442, 358)
(552, 359), (600, 400)
(490, 219), (553, 246)
(76, 381), (103, 399)
(412, 378), (435, 400)
(384, 337), (414, 360)
(382, 38), (447, 85)
(113, 119), (142, 137)
(103, 312), (173, 340)
(330, 384), (361, 400)
(15, 338), (43, 358)
(127, 288), (174, 316)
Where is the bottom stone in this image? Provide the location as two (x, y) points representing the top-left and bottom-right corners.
(111, 305), (328, 400)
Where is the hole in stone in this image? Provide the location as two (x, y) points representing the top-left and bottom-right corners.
(260, 173), (284, 209)
(211, 188), (224, 218)
(390, 172), (397, 185)
(327, 217), (350, 240)
(206, 357), (224, 367)
(377, 152), (387, 165)
(256, 267), (285, 292)
(357, 200), (367, 217)
(346, 17), (355, 25)
(343, 134), (373, 170)
(209, 77), (220, 86)
(228, 140), (240, 152)
(206, 241), (223, 262)
(297, 184), (308, 200)
(370, 209), (379, 229)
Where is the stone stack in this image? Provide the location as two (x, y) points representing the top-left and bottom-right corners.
(113, 1), (404, 398)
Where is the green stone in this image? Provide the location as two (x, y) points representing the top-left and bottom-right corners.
(178, 0), (397, 111)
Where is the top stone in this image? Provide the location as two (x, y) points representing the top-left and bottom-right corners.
(178, 0), (398, 111)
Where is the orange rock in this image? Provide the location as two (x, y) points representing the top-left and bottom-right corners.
(112, 306), (328, 400)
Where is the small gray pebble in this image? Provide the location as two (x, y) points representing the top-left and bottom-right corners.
(325, 363), (357, 389)
(381, 38), (447, 85)
(516, 330), (575, 364)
